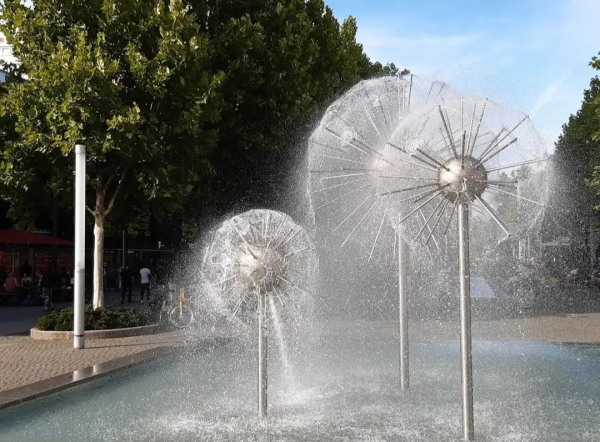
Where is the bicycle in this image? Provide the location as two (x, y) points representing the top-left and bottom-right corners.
(159, 287), (194, 328)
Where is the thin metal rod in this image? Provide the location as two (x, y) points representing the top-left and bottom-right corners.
(232, 290), (249, 316)
(476, 129), (505, 161)
(311, 153), (365, 165)
(416, 148), (450, 171)
(276, 274), (308, 295)
(310, 139), (346, 153)
(486, 185), (545, 207)
(315, 183), (369, 210)
(436, 82), (445, 100)
(443, 106), (458, 158)
(418, 209), (440, 249)
(326, 127), (372, 158)
(486, 157), (549, 172)
(333, 194), (372, 232)
(407, 74), (413, 108)
(473, 194), (511, 236)
(458, 203), (474, 441)
(483, 114), (528, 158)
(439, 128), (455, 159)
(425, 199), (451, 245)
(386, 141), (407, 153)
(321, 172), (364, 181)
(341, 199), (379, 247)
(284, 246), (311, 259)
(390, 185), (444, 205)
(266, 214), (287, 251)
(466, 103), (476, 156)
(362, 104), (382, 139)
(438, 106), (458, 158)
(424, 143), (447, 164)
(410, 152), (442, 171)
(425, 83), (435, 103)
(414, 197), (446, 242)
(460, 132), (466, 168)
(74, 144), (86, 350)
(352, 137), (393, 164)
(398, 227), (409, 390)
(468, 98), (487, 155)
(397, 190), (443, 225)
(311, 178), (366, 194)
(279, 226), (302, 248)
(477, 138), (518, 166)
(413, 184), (449, 203)
(394, 156), (438, 172)
(379, 182), (439, 197)
(258, 291), (268, 418)
(377, 96), (391, 132)
(377, 175), (438, 181)
(444, 198), (459, 234)
(369, 207), (388, 263)
(474, 179), (518, 186)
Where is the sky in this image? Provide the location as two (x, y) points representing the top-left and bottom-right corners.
(326, 0), (600, 148)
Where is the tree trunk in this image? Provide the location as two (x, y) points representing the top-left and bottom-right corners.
(93, 190), (106, 309)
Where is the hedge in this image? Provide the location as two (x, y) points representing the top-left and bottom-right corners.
(35, 306), (156, 331)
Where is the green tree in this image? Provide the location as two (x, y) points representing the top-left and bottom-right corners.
(0, 0), (223, 308)
(186, 0), (392, 225)
(545, 53), (600, 260)
(0, 0), (394, 307)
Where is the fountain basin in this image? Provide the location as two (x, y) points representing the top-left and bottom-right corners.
(1, 328), (598, 441)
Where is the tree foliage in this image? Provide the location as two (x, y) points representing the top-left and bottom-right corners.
(0, 0), (394, 304)
(0, 0), (224, 307)
(546, 52), (600, 245)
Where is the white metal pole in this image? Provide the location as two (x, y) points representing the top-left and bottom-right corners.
(74, 144), (86, 349)
(398, 229), (409, 390)
(257, 291), (268, 417)
(458, 203), (474, 440)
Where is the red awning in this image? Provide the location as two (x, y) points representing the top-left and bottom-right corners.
(0, 228), (73, 246)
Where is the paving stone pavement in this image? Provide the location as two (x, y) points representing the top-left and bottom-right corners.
(0, 331), (190, 392)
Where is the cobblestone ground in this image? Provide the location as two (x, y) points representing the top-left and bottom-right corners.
(0, 331), (190, 392)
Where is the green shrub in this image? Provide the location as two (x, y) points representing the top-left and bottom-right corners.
(35, 306), (157, 331)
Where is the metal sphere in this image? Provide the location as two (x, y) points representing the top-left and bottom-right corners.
(237, 245), (285, 291)
(437, 156), (487, 203)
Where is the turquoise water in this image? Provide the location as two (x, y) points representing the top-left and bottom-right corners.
(1, 336), (599, 441)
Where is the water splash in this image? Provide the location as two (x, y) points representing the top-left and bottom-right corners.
(269, 295), (296, 394)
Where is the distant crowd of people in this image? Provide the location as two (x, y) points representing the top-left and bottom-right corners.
(0, 260), (73, 310)
(0, 259), (174, 310)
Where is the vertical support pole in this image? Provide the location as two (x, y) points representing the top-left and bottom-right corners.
(74, 144), (86, 350)
(458, 203), (474, 441)
(398, 229), (409, 390)
(122, 230), (126, 268)
(257, 291), (268, 417)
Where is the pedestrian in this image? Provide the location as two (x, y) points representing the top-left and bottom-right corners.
(120, 266), (133, 304)
(19, 259), (32, 279)
(4, 271), (20, 292)
(39, 269), (55, 311)
(139, 265), (152, 303)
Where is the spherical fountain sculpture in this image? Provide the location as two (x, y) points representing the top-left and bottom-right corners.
(309, 76), (549, 441)
(201, 209), (317, 417)
(309, 74), (461, 391)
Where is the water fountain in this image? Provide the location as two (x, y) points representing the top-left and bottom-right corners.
(309, 74), (461, 391)
(201, 209), (317, 417)
(3, 77), (598, 442)
(309, 76), (549, 440)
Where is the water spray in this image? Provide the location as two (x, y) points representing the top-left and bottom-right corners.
(202, 209), (316, 417)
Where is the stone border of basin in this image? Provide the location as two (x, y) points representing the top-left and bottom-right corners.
(0, 336), (234, 410)
(30, 324), (163, 340)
